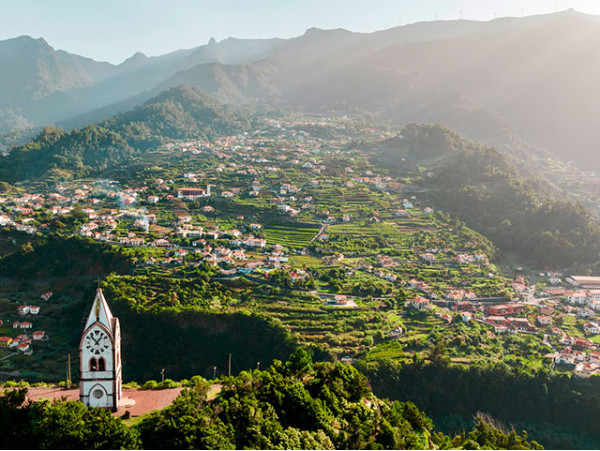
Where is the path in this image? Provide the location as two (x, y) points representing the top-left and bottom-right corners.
(24, 383), (222, 417)
(303, 223), (329, 252)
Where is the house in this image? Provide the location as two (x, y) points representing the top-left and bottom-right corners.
(540, 306), (555, 315)
(177, 187), (209, 199)
(147, 195), (159, 203)
(29, 305), (40, 315)
(485, 304), (525, 316)
(406, 296), (431, 310)
(12, 321), (20, 329)
(555, 350), (575, 365)
(383, 273), (397, 282)
(507, 317), (537, 332)
(485, 316), (508, 326)
(566, 290), (588, 305)
(0, 337), (12, 347)
(202, 205), (215, 213)
(151, 239), (172, 248)
(326, 295), (348, 305)
(40, 292), (53, 301)
(537, 315), (553, 326)
(420, 253), (436, 262)
(578, 308), (595, 318)
(33, 331), (47, 341)
(20, 322), (33, 329)
(129, 238), (145, 246)
(573, 337), (595, 349)
(389, 326), (403, 337)
(289, 270), (307, 283)
(584, 322), (600, 335)
(17, 305), (30, 316)
(574, 361), (600, 378)
(16, 343), (30, 353)
(461, 312), (473, 323)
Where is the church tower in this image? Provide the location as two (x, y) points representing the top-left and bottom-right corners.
(79, 288), (122, 410)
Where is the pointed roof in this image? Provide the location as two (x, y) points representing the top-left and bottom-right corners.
(83, 288), (115, 333)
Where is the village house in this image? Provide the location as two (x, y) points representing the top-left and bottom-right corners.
(574, 361), (600, 378)
(537, 315), (553, 326)
(420, 253), (436, 262)
(584, 322), (600, 335)
(578, 308), (595, 318)
(485, 304), (525, 316)
(461, 312), (473, 323)
(33, 331), (47, 341)
(289, 270), (307, 283)
(406, 296), (431, 310)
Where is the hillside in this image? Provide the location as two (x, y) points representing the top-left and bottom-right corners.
(5, 11), (600, 171)
(0, 86), (250, 181)
(373, 123), (600, 268)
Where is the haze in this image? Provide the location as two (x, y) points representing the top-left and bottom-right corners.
(2, 0), (600, 63)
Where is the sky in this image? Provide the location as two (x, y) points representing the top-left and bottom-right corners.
(2, 0), (600, 64)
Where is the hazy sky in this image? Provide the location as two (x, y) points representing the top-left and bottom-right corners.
(2, 0), (600, 64)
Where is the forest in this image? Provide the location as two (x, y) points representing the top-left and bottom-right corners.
(376, 123), (600, 268)
(358, 357), (600, 449)
(0, 86), (251, 181)
(0, 350), (541, 450)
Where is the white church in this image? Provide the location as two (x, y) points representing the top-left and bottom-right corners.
(79, 288), (122, 410)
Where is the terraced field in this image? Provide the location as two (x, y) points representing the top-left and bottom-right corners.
(252, 293), (395, 356)
(263, 223), (320, 249)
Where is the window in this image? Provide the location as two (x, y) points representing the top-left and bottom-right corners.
(89, 358), (98, 371)
(93, 389), (103, 399)
(98, 357), (106, 371)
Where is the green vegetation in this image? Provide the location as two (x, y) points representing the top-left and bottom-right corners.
(430, 146), (600, 267)
(0, 352), (542, 449)
(0, 86), (250, 181)
(358, 357), (600, 449)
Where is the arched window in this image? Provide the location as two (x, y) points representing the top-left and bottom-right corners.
(89, 358), (98, 371)
(98, 357), (106, 371)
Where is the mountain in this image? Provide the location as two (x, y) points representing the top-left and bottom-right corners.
(3, 10), (600, 169)
(0, 86), (250, 181)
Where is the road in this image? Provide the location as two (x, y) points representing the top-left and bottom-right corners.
(303, 223), (329, 252)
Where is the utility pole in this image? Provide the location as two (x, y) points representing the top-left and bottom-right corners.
(67, 354), (71, 389)
(228, 353), (232, 377)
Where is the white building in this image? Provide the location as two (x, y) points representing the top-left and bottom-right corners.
(79, 289), (122, 411)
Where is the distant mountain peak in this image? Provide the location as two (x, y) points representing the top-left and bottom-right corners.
(125, 51), (147, 62)
(208, 37), (217, 46)
(119, 51), (149, 68)
(303, 27), (350, 35)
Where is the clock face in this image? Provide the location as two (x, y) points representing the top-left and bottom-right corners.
(84, 329), (110, 355)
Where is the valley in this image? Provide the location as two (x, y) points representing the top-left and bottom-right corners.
(1, 7), (600, 448)
(0, 111), (598, 449)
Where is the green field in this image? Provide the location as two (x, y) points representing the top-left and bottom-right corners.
(263, 223), (320, 249)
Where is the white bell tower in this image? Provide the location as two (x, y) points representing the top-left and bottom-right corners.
(79, 288), (122, 411)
